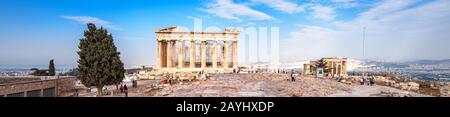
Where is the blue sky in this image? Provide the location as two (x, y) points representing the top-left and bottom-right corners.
(1, 0), (449, 67)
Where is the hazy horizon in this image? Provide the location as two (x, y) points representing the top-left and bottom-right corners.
(2, 58), (450, 69)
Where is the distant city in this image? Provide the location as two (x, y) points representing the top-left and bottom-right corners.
(350, 59), (450, 82)
(0, 65), (75, 77)
(1, 59), (449, 82)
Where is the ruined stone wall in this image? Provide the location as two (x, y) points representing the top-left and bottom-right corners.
(0, 76), (76, 97)
(365, 75), (450, 96)
(56, 77), (76, 96)
(0, 77), (41, 84)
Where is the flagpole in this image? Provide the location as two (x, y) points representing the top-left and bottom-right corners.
(362, 27), (366, 78)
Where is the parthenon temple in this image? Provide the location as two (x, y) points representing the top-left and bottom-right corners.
(155, 26), (240, 73)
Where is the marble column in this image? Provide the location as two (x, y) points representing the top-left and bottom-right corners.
(232, 40), (238, 68)
(190, 40), (195, 68)
(201, 41), (206, 69)
(343, 61), (347, 75)
(331, 62), (335, 76)
(212, 41), (217, 68)
(157, 41), (162, 68)
(161, 41), (167, 68)
(178, 40), (184, 68)
(166, 41), (173, 68)
(223, 41), (228, 68)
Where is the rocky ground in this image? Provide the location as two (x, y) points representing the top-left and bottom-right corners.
(79, 73), (432, 97)
(133, 73), (353, 97)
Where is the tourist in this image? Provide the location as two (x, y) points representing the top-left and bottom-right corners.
(169, 75), (173, 85)
(202, 72), (208, 80)
(291, 72), (295, 82)
(360, 78), (364, 85)
(131, 80), (134, 88)
(124, 84), (128, 97)
(103, 87), (108, 96)
(74, 89), (79, 97)
(134, 80), (138, 88)
(120, 84), (124, 93)
(370, 78), (374, 86)
(362, 77), (366, 85)
(365, 78), (370, 86)
(171, 75), (174, 84)
(163, 78), (168, 84)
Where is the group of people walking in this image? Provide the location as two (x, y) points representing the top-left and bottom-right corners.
(119, 83), (128, 97)
(290, 72), (296, 82)
(360, 77), (374, 86)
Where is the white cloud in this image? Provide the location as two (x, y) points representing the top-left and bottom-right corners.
(281, 25), (342, 61)
(61, 16), (120, 30)
(200, 0), (274, 21)
(357, 0), (418, 20)
(330, 0), (359, 8)
(282, 0), (450, 62)
(186, 15), (195, 19)
(251, 0), (305, 14)
(331, 0), (356, 2)
(309, 5), (336, 21)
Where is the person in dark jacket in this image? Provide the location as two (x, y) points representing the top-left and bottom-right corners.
(369, 78), (374, 86)
(291, 72), (295, 82)
(120, 84), (124, 93)
(124, 84), (128, 97)
(360, 78), (364, 85)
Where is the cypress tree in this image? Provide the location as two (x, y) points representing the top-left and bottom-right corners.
(49, 59), (55, 76)
(317, 58), (330, 74)
(77, 23), (125, 96)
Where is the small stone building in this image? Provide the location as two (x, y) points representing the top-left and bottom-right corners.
(303, 57), (348, 77)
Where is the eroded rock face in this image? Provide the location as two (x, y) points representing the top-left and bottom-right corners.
(372, 91), (411, 97)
